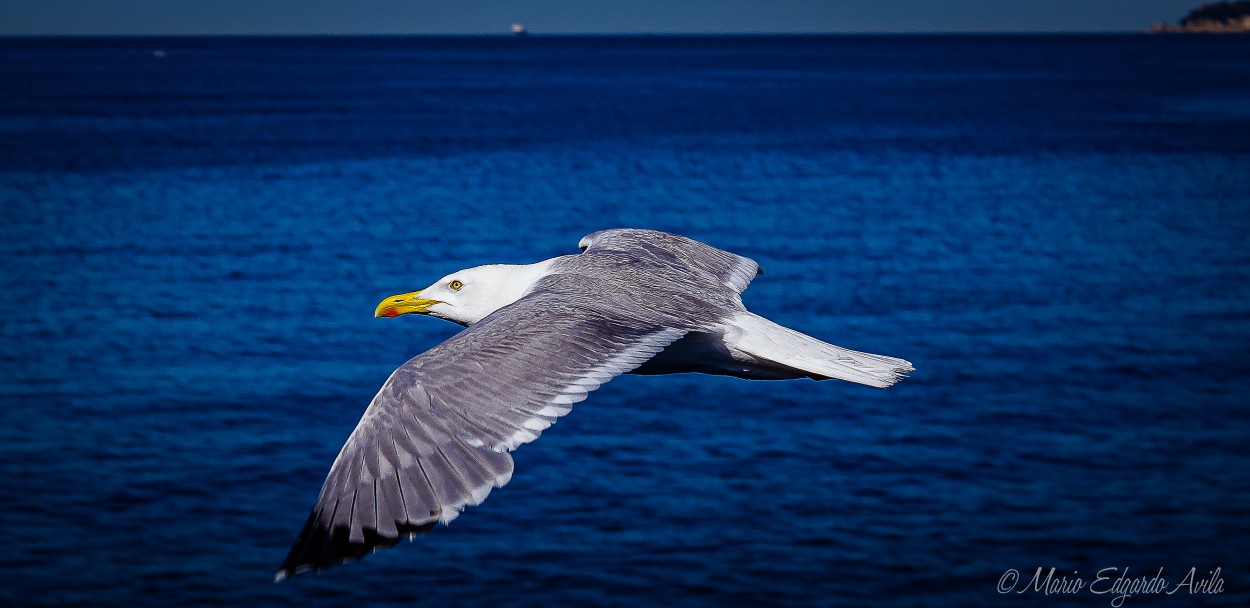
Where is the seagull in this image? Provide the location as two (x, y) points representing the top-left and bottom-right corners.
(275, 228), (913, 581)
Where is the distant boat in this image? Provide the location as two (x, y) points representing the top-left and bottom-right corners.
(511, 23), (528, 36)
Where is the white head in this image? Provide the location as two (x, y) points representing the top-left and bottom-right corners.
(374, 261), (553, 326)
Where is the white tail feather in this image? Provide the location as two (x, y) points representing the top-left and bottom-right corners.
(725, 312), (914, 388)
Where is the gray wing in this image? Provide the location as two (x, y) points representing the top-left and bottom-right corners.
(578, 228), (762, 293)
(275, 293), (686, 580)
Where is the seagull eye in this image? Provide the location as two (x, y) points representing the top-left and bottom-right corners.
(449, 280), (463, 291)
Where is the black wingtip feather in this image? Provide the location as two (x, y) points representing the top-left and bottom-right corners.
(274, 511), (437, 582)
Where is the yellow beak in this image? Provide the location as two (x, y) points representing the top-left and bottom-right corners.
(374, 291), (441, 318)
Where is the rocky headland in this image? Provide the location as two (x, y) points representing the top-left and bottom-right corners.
(1151, 1), (1250, 32)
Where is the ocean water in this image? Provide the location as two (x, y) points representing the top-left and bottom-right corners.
(1, 35), (1248, 606)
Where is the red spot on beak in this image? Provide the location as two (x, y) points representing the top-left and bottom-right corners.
(379, 308), (398, 318)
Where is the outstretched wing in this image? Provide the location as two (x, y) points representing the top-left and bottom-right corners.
(578, 228), (762, 293)
(275, 292), (686, 580)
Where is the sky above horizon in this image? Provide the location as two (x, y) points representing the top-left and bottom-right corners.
(0, 0), (1207, 36)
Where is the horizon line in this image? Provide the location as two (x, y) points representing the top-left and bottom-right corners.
(0, 29), (1156, 39)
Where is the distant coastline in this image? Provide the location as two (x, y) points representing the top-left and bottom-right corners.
(1150, 1), (1250, 33)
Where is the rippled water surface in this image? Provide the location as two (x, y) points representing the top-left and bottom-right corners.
(2, 35), (1249, 606)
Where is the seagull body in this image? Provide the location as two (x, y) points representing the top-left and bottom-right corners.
(275, 229), (912, 581)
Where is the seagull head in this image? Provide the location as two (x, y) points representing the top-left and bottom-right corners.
(374, 262), (552, 326)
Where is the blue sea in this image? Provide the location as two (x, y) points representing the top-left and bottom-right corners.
(2, 35), (1248, 606)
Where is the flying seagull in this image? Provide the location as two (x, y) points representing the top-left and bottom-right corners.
(275, 228), (912, 581)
